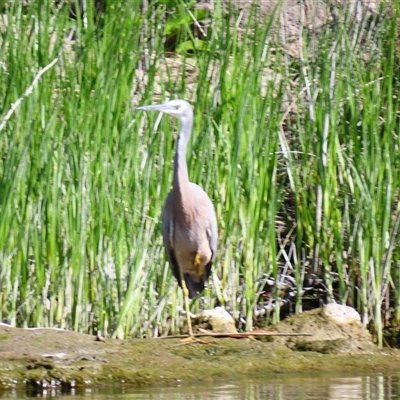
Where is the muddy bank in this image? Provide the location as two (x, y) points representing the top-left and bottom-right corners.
(0, 313), (400, 392)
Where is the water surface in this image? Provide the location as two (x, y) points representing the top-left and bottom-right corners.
(3, 373), (400, 399)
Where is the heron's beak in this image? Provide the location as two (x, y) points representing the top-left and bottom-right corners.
(136, 103), (175, 113)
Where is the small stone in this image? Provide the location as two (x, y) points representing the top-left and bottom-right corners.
(197, 307), (237, 334)
(323, 303), (361, 325)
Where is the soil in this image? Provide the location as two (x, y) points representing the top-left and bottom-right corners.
(0, 306), (399, 393)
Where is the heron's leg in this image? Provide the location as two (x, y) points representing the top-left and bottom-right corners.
(181, 279), (194, 337)
(177, 280), (215, 345)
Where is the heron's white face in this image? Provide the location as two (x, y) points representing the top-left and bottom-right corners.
(137, 99), (192, 120)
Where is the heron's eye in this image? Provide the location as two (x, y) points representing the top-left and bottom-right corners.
(174, 106), (180, 110)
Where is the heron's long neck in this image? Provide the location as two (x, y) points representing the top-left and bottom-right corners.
(172, 118), (193, 215)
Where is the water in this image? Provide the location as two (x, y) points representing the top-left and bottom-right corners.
(2, 373), (400, 399)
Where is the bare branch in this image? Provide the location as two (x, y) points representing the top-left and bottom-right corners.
(0, 57), (59, 133)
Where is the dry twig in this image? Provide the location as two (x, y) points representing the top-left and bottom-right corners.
(0, 57), (59, 133)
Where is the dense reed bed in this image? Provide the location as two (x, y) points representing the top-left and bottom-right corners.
(0, 1), (399, 346)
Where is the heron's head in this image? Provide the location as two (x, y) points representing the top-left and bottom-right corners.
(137, 99), (192, 120)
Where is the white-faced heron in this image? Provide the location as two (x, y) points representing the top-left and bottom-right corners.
(137, 99), (218, 340)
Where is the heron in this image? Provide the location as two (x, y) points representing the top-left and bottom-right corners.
(137, 99), (218, 341)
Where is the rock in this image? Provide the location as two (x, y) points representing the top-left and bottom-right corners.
(195, 307), (237, 334)
(272, 303), (377, 354)
(323, 303), (361, 325)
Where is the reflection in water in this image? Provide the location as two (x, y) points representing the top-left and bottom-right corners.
(2, 374), (400, 399)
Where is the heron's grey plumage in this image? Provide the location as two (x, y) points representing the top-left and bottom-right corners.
(163, 182), (217, 298)
(137, 99), (218, 337)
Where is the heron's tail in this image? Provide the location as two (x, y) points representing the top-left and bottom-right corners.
(184, 273), (205, 299)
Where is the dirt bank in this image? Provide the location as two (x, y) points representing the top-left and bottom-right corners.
(0, 322), (399, 392)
